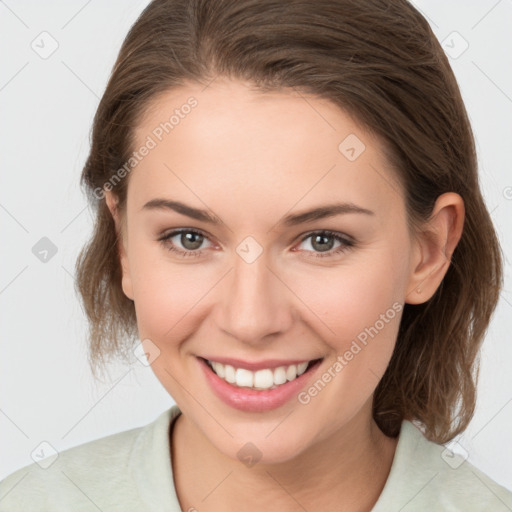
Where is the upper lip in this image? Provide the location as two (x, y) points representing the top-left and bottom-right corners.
(199, 356), (322, 371)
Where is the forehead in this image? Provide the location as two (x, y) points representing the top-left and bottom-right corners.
(129, 79), (404, 225)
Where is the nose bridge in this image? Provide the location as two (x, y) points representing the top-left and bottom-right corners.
(218, 248), (292, 343)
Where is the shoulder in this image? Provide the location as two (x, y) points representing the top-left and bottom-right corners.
(373, 420), (512, 512)
(0, 406), (182, 512)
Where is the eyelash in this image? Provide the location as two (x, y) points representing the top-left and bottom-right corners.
(158, 228), (355, 259)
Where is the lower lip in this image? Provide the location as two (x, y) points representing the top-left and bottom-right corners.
(197, 357), (323, 412)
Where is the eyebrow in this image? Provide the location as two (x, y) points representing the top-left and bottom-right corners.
(141, 198), (375, 226)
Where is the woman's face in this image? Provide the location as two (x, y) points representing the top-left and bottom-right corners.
(107, 78), (424, 463)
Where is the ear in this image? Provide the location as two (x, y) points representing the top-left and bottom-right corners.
(406, 192), (465, 305)
(105, 190), (134, 301)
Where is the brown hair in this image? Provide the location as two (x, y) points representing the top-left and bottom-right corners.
(75, 0), (503, 443)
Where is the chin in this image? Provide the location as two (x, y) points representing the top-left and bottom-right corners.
(210, 424), (317, 467)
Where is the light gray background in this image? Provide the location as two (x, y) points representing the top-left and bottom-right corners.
(1, 0), (511, 493)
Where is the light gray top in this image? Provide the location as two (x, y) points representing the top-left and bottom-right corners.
(1, 405), (511, 511)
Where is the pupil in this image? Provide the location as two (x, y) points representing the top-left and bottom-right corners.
(313, 234), (333, 252)
(182, 232), (203, 250)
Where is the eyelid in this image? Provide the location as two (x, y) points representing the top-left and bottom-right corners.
(297, 229), (354, 244)
(159, 227), (216, 248)
(293, 230), (355, 258)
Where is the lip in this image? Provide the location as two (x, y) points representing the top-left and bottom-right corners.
(200, 356), (317, 371)
(197, 356), (323, 412)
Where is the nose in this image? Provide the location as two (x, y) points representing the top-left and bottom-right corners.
(216, 250), (294, 345)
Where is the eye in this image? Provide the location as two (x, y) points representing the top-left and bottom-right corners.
(295, 230), (355, 258)
(158, 228), (355, 259)
(158, 229), (213, 257)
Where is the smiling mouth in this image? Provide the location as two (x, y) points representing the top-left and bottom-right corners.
(200, 357), (323, 391)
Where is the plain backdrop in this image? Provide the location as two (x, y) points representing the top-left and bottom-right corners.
(1, 0), (511, 492)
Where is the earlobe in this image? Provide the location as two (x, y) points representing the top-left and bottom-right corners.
(104, 190), (134, 301)
(406, 192), (465, 305)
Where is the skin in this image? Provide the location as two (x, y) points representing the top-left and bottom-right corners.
(105, 78), (464, 511)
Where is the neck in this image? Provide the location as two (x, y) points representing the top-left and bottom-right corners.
(170, 403), (398, 512)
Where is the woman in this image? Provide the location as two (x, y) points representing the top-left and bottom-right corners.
(1, 0), (511, 510)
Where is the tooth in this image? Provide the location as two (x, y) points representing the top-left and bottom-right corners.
(224, 364), (236, 383)
(273, 366), (287, 385)
(209, 360), (313, 388)
(286, 364), (298, 381)
(235, 368), (254, 387)
(254, 369), (274, 389)
(212, 361), (225, 378)
(297, 362), (308, 376)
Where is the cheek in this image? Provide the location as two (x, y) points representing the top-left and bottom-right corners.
(292, 251), (402, 346)
(128, 244), (216, 342)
